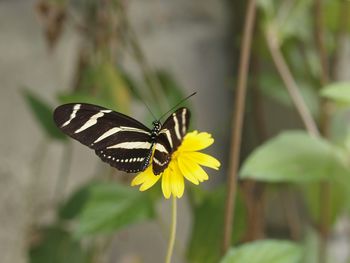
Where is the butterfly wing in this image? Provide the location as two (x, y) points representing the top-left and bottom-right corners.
(53, 103), (153, 173)
(153, 107), (191, 175)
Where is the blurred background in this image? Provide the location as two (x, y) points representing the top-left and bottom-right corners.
(1, 0), (350, 263)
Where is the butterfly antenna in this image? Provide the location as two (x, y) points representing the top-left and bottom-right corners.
(158, 91), (197, 121)
(140, 97), (158, 120)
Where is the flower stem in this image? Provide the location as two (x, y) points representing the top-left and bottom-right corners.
(165, 196), (177, 263)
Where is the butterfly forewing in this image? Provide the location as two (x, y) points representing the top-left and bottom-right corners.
(153, 107), (190, 175)
(53, 103), (153, 173)
(53, 103), (191, 175)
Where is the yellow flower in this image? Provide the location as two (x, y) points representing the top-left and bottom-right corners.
(131, 131), (221, 199)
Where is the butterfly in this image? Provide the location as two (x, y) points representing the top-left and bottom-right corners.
(53, 103), (190, 175)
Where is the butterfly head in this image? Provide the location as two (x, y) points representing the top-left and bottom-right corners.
(151, 120), (162, 140)
(152, 120), (161, 132)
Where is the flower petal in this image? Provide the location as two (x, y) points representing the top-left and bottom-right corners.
(139, 173), (161, 192)
(178, 156), (209, 182)
(180, 131), (214, 152)
(161, 169), (172, 199)
(131, 130), (220, 199)
(185, 152), (221, 170)
(131, 166), (161, 191)
(131, 166), (152, 186)
(176, 157), (199, 185)
(171, 163), (185, 198)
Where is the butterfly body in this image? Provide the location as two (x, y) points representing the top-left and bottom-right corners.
(53, 103), (190, 175)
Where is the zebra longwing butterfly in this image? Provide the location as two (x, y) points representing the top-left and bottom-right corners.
(53, 103), (190, 175)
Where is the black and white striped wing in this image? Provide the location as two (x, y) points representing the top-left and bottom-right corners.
(53, 103), (153, 173)
(153, 107), (190, 175)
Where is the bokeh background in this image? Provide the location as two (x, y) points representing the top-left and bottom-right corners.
(1, 0), (350, 263)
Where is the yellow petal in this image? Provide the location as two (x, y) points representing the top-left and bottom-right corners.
(185, 152), (221, 170)
(131, 166), (152, 186)
(178, 156), (209, 182)
(161, 169), (172, 199)
(180, 131), (214, 152)
(171, 163), (185, 198)
(131, 166), (161, 191)
(139, 172), (161, 192)
(176, 157), (199, 185)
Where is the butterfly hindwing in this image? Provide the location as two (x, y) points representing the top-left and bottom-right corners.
(53, 103), (153, 173)
(153, 107), (190, 175)
(95, 141), (154, 173)
(54, 103), (191, 175)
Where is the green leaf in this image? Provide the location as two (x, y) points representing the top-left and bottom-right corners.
(320, 82), (350, 106)
(22, 89), (66, 140)
(259, 74), (292, 105)
(325, 1), (350, 34)
(187, 187), (246, 263)
(29, 227), (89, 263)
(258, 0), (313, 43)
(302, 181), (347, 226)
(240, 131), (347, 183)
(59, 183), (92, 220)
(259, 74), (319, 117)
(76, 182), (154, 236)
(221, 239), (302, 263)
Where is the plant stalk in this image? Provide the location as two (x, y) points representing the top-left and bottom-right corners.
(244, 37), (268, 241)
(314, 0), (331, 262)
(265, 25), (320, 137)
(222, 0), (257, 253)
(331, 0), (350, 80)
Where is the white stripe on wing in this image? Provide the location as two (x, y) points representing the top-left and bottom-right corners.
(159, 129), (173, 148)
(107, 141), (152, 149)
(173, 113), (181, 140)
(75, 111), (105, 133)
(93, 127), (122, 143)
(62, 104), (81, 127)
(181, 108), (187, 135)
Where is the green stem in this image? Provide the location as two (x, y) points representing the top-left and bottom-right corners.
(165, 196), (177, 263)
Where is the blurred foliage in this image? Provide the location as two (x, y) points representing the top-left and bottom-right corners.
(240, 131), (349, 183)
(23, 0), (350, 262)
(302, 181), (348, 226)
(321, 82), (350, 106)
(75, 182), (155, 237)
(22, 88), (66, 140)
(29, 227), (90, 263)
(72, 60), (131, 112)
(220, 240), (303, 263)
(187, 187), (246, 263)
(58, 182), (93, 220)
